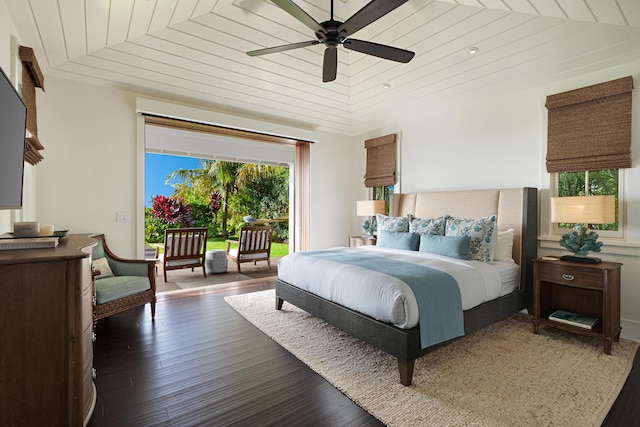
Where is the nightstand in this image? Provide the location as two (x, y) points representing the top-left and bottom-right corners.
(349, 235), (377, 247)
(532, 258), (622, 354)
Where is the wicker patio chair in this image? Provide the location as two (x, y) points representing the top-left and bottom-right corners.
(91, 234), (157, 329)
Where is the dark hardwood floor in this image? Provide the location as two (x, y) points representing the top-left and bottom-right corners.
(602, 343), (640, 426)
(89, 278), (639, 427)
(88, 278), (384, 427)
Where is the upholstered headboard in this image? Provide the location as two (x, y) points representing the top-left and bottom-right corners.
(390, 188), (538, 300)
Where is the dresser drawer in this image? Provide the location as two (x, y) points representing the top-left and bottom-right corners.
(537, 262), (604, 290)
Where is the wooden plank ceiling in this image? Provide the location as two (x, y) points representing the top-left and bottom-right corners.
(6, 0), (640, 136)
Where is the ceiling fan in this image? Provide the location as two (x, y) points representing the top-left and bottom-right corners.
(247, 0), (415, 83)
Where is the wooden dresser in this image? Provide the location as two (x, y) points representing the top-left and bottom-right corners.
(0, 234), (97, 426)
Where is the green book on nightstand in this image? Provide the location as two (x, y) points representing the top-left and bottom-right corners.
(549, 310), (599, 330)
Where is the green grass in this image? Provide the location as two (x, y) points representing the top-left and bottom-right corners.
(150, 237), (289, 257)
(205, 237), (289, 257)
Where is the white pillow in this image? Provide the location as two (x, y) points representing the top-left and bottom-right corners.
(494, 228), (515, 262)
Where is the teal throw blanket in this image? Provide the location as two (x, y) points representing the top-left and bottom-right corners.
(301, 249), (464, 348)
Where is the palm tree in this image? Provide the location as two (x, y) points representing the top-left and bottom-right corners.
(208, 161), (242, 238)
(167, 159), (217, 204)
(167, 160), (289, 239)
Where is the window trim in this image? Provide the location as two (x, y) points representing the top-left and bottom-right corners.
(139, 114), (311, 253)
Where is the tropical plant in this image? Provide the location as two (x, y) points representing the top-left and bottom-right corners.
(168, 160), (242, 238)
(229, 166), (289, 241)
(145, 207), (168, 243)
(151, 195), (194, 226)
(167, 160), (289, 240)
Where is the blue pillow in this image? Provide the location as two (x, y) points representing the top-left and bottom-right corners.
(419, 234), (471, 259)
(376, 231), (419, 251)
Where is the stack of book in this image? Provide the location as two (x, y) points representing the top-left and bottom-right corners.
(549, 310), (599, 329)
(0, 236), (59, 250)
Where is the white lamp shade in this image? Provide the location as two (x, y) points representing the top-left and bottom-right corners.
(550, 195), (615, 224)
(356, 200), (385, 216)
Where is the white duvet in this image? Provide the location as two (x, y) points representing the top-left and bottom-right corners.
(277, 246), (518, 329)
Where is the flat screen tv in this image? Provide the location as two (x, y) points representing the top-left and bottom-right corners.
(0, 66), (27, 209)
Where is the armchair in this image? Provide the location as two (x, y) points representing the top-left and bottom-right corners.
(226, 226), (273, 273)
(91, 234), (156, 329)
(160, 227), (208, 282)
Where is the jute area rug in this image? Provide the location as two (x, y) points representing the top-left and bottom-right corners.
(225, 290), (638, 427)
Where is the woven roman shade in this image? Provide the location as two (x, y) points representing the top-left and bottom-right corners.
(545, 76), (633, 173)
(19, 46), (45, 165)
(364, 134), (396, 187)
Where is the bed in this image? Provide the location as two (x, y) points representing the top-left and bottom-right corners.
(275, 187), (538, 385)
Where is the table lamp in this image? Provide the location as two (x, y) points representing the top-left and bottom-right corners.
(550, 195), (615, 263)
(356, 200), (385, 238)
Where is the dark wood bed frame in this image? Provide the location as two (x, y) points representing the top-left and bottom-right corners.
(275, 187), (538, 386)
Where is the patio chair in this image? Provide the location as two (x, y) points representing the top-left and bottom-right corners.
(160, 227), (208, 282)
(226, 226), (273, 273)
(91, 234), (157, 329)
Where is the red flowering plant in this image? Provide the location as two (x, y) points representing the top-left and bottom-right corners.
(151, 195), (194, 227)
(210, 191), (222, 216)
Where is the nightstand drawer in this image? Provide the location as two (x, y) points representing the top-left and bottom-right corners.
(537, 263), (604, 290)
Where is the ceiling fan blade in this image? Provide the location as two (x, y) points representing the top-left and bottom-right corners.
(343, 39), (414, 63)
(247, 40), (319, 57)
(272, 0), (324, 34)
(338, 0), (408, 37)
(322, 47), (337, 82)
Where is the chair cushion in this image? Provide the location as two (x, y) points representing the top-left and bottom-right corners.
(95, 276), (151, 305)
(165, 258), (202, 267)
(229, 248), (269, 261)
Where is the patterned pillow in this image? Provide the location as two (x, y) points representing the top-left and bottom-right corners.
(445, 215), (497, 263)
(376, 214), (409, 233)
(92, 257), (114, 279)
(408, 214), (448, 236)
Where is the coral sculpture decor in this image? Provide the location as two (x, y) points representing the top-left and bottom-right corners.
(558, 226), (603, 257)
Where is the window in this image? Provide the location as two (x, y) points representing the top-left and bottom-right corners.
(546, 77), (632, 241)
(554, 169), (623, 238)
(373, 185), (394, 215)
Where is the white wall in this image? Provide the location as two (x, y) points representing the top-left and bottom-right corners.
(36, 78), (138, 252)
(353, 62), (640, 341)
(35, 78), (354, 256)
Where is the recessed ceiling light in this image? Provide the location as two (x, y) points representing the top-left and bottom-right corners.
(468, 47), (479, 55)
(382, 83), (391, 89)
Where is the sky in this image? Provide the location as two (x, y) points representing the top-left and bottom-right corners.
(145, 153), (199, 207)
